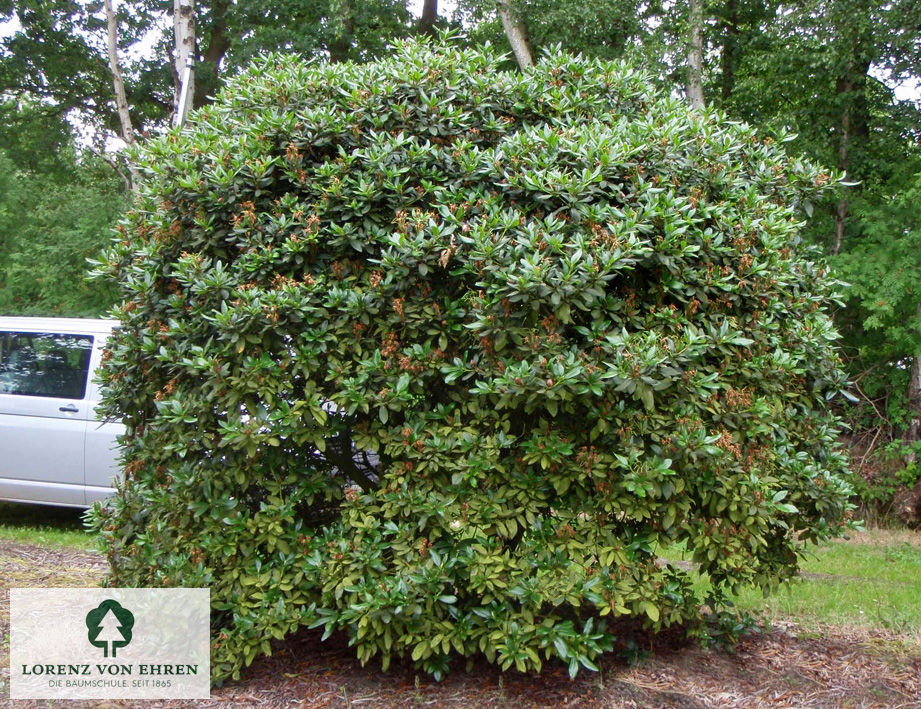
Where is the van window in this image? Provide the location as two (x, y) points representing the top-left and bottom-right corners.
(0, 331), (94, 399)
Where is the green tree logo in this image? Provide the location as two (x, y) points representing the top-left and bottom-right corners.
(86, 599), (135, 658)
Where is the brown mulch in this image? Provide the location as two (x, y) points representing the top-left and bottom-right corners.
(2, 540), (920, 709)
(0, 539), (107, 575)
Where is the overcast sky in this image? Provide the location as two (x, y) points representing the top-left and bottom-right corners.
(409, 0), (458, 20)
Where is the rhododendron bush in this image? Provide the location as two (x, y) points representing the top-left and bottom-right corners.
(90, 39), (853, 682)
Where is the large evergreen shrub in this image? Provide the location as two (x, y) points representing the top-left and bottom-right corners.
(91, 39), (853, 681)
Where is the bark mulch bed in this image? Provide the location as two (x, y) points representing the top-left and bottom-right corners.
(2, 540), (919, 709)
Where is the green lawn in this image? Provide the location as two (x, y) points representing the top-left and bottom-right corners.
(0, 501), (97, 550)
(730, 529), (921, 644)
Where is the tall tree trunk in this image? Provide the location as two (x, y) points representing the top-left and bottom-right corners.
(328, 0), (354, 63)
(907, 339), (921, 462)
(896, 302), (921, 525)
(196, 0), (230, 108)
(173, 0), (196, 116)
(832, 75), (852, 255)
(906, 302), (921, 462)
(103, 0), (135, 146)
(718, 0), (739, 104)
(496, 0), (533, 70)
(419, 0), (438, 36)
(686, 0), (705, 108)
(831, 58), (870, 255)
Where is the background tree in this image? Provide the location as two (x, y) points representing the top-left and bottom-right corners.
(0, 0), (416, 144)
(717, 0), (921, 499)
(0, 0), (171, 141)
(0, 102), (124, 315)
(419, 0), (438, 35)
(686, 0), (705, 107)
(455, 0), (650, 69)
(833, 175), (921, 522)
(495, 0), (532, 68)
(104, 0), (138, 156)
(173, 0), (196, 114)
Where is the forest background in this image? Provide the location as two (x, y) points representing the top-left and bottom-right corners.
(1, 0), (920, 522)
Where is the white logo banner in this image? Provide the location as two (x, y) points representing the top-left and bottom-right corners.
(10, 588), (210, 699)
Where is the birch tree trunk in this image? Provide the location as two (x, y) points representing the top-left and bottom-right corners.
(174, 0), (196, 116)
(686, 0), (705, 109)
(496, 0), (533, 70)
(103, 0), (135, 146)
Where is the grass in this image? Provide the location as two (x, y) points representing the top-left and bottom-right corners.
(0, 501), (97, 551)
(727, 528), (921, 645)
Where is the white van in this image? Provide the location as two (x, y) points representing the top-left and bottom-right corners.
(0, 317), (122, 507)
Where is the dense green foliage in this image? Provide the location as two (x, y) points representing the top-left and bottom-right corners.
(705, 0), (921, 491)
(91, 40), (853, 681)
(834, 175), (921, 432)
(833, 174), (921, 519)
(0, 102), (124, 315)
(458, 0), (921, 512)
(455, 0), (649, 65)
(0, 173), (124, 314)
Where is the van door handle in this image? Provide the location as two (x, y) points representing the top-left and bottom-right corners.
(59, 404), (79, 413)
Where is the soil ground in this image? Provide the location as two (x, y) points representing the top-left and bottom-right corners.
(2, 540), (919, 709)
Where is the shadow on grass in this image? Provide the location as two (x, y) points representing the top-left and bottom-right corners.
(0, 501), (86, 528)
(0, 501), (94, 548)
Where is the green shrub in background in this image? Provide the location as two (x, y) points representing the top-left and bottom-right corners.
(89, 38), (854, 682)
(0, 101), (125, 317)
(0, 173), (124, 315)
(847, 440), (921, 524)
